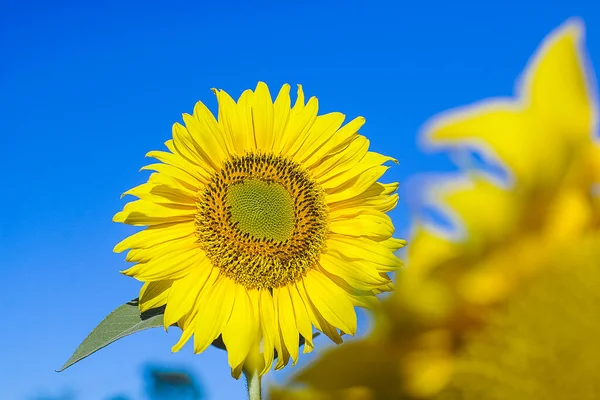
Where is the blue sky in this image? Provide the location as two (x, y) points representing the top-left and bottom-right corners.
(1, 0), (599, 399)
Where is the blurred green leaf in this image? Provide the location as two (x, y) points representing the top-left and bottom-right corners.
(58, 299), (164, 372)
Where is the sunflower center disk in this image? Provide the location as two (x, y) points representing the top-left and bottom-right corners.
(226, 179), (295, 243)
(195, 153), (328, 290)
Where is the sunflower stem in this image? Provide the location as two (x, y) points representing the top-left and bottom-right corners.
(245, 369), (262, 400)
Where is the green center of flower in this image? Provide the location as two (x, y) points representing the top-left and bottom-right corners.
(195, 153), (329, 290)
(226, 179), (295, 243)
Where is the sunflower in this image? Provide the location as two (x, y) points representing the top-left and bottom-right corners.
(273, 19), (600, 400)
(113, 82), (405, 378)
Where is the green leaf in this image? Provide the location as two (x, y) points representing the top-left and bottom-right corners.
(58, 299), (164, 372)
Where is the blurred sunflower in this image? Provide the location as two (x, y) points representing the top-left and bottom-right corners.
(113, 82), (404, 378)
(273, 19), (600, 400)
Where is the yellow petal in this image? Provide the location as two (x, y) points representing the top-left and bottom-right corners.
(306, 116), (366, 171)
(289, 284), (315, 353)
(234, 291), (263, 378)
(113, 199), (196, 226)
(214, 88), (253, 154)
(252, 82), (275, 152)
(321, 152), (396, 191)
(405, 226), (461, 286)
(182, 113), (228, 169)
(113, 221), (195, 253)
(326, 235), (402, 268)
(271, 84), (292, 154)
(329, 212), (394, 240)
(275, 286), (300, 364)
(121, 245), (204, 281)
(125, 235), (197, 263)
(172, 310), (196, 352)
(424, 104), (527, 175)
(434, 176), (520, 250)
(193, 275), (236, 354)
(146, 171), (199, 197)
(329, 190), (399, 214)
(163, 262), (216, 328)
(302, 270), (357, 335)
(171, 122), (217, 173)
(121, 181), (197, 207)
(401, 350), (454, 398)
(319, 251), (389, 290)
(320, 270), (380, 310)
(291, 112), (345, 163)
(291, 339), (398, 398)
(325, 166), (389, 204)
(145, 149), (211, 182)
(140, 163), (204, 189)
(222, 284), (257, 370)
(275, 325), (291, 370)
(139, 280), (173, 312)
(311, 135), (370, 183)
(424, 20), (595, 191)
(192, 99), (235, 155)
(544, 187), (594, 242)
(526, 20), (593, 146)
(280, 86), (319, 155)
(297, 280), (343, 344)
(328, 199), (398, 219)
(259, 290), (277, 375)
(380, 237), (408, 252)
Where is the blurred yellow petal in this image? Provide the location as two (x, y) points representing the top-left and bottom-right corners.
(291, 339), (399, 399)
(433, 176), (521, 249)
(425, 20), (595, 191)
(401, 348), (454, 398)
(526, 20), (593, 145)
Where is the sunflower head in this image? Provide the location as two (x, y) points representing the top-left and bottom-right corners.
(113, 82), (404, 377)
